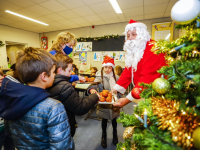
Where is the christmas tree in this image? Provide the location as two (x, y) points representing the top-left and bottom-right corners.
(117, 1), (200, 150)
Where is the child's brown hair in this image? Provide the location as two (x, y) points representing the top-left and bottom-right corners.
(91, 67), (98, 73)
(0, 69), (4, 76)
(55, 53), (73, 73)
(16, 47), (56, 84)
(114, 65), (123, 76)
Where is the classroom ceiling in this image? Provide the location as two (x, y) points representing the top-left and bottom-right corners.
(0, 0), (178, 33)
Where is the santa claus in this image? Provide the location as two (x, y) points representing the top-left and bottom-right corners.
(113, 19), (166, 107)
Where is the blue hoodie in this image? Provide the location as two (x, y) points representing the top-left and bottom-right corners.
(0, 76), (49, 120)
(0, 76), (74, 150)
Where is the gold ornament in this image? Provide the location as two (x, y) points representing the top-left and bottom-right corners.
(151, 97), (200, 149)
(152, 77), (171, 94)
(123, 126), (135, 139)
(192, 127), (200, 149)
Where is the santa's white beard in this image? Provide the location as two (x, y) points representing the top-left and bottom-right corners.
(124, 39), (147, 71)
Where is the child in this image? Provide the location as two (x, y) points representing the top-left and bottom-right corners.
(49, 32), (85, 83)
(0, 70), (15, 150)
(90, 67), (98, 76)
(47, 53), (100, 137)
(89, 56), (120, 148)
(114, 65), (123, 77)
(0, 47), (74, 150)
(72, 64), (79, 75)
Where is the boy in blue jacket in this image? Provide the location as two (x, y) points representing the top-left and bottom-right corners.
(0, 47), (74, 150)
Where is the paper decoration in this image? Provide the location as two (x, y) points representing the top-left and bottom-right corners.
(94, 51), (125, 62)
(75, 42), (92, 51)
(41, 37), (48, 50)
(94, 52), (103, 61)
(152, 22), (174, 42)
(79, 52), (87, 64)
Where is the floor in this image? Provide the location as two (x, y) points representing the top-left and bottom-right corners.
(73, 100), (135, 150)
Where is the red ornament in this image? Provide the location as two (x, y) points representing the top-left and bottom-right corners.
(131, 88), (141, 99)
(92, 25), (95, 28)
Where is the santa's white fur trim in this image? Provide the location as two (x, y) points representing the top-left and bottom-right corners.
(113, 84), (126, 94)
(126, 92), (135, 101)
(102, 63), (115, 68)
(125, 23), (147, 31)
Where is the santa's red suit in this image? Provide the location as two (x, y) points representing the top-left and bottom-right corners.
(113, 20), (166, 100)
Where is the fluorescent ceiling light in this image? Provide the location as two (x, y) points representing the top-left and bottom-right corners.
(109, 0), (122, 13)
(5, 10), (49, 26)
(165, 33), (171, 40)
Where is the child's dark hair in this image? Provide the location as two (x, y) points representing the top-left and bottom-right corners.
(16, 47), (56, 84)
(114, 65), (123, 76)
(55, 53), (73, 73)
(0, 69), (4, 76)
(101, 67), (116, 89)
(91, 67), (98, 73)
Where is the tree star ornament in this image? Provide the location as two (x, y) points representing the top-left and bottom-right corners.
(171, 0), (200, 25)
(123, 126), (135, 139)
(152, 76), (171, 94)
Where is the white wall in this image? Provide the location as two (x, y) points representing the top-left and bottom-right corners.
(0, 25), (40, 68)
(39, 17), (179, 70)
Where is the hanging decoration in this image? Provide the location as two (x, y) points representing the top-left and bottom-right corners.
(41, 36), (48, 50)
(77, 34), (119, 42)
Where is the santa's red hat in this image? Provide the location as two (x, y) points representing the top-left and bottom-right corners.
(124, 19), (147, 39)
(102, 55), (115, 68)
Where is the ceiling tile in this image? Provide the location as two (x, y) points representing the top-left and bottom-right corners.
(26, 5), (53, 15)
(72, 6), (94, 17)
(89, 1), (113, 14)
(6, 0), (35, 8)
(123, 7), (143, 17)
(144, 0), (169, 6)
(57, 0), (86, 9)
(118, 0), (143, 9)
(126, 15), (144, 21)
(10, 21), (30, 28)
(0, 1), (22, 11)
(144, 13), (164, 19)
(117, 13), (127, 22)
(43, 14), (65, 21)
(0, 16), (17, 24)
(82, 0), (107, 5)
(164, 11), (170, 17)
(34, 16), (54, 24)
(40, 0), (67, 12)
(57, 20), (78, 26)
(90, 20), (106, 25)
(69, 24), (81, 29)
(30, 0), (49, 3)
(0, 10), (8, 17)
(105, 18), (121, 24)
(15, 9), (40, 18)
(57, 10), (80, 19)
(144, 3), (168, 14)
(83, 14), (103, 22)
(165, 1), (177, 12)
(48, 22), (65, 27)
(78, 22), (92, 27)
(98, 12), (118, 20)
(69, 17), (88, 24)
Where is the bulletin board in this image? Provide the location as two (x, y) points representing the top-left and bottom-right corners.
(152, 22), (174, 42)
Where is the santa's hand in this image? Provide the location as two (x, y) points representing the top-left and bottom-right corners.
(131, 87), (142, 99)
(78, 76), (86, 82)
(110, 89), (117, 95)
(113, 97), (131, 108)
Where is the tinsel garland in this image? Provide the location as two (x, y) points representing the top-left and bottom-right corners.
(151, 96), (200, 149)
(77, 34), (119, 41)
